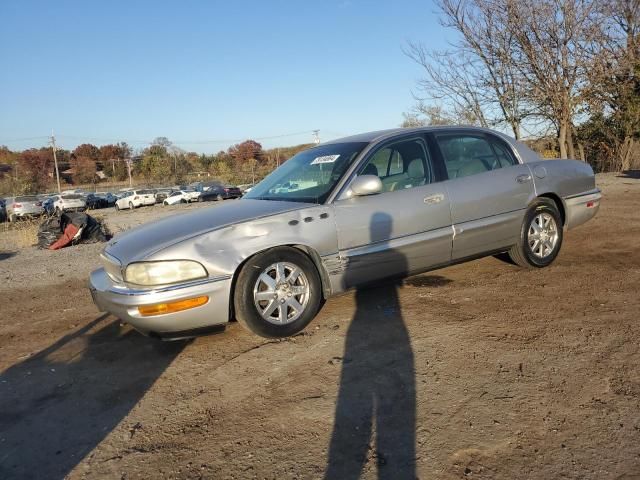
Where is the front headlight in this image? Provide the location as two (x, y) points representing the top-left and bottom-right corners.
(124, 260), (208, 286)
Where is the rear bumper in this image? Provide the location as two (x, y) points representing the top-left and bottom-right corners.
(564, 189), (601, 229)
(89, 268), (232, 337)
(13, 208), (44, 217)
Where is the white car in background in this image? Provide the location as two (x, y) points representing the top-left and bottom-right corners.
(115, 189), (156, 211)
(162, 190), (200, 205)
(51, 193), (87, 214)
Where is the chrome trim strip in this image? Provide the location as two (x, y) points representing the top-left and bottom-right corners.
(107, 274), (232, 296)
(563, 188), (601, 200)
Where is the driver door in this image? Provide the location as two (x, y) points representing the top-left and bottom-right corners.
(332, 136), (453, 289)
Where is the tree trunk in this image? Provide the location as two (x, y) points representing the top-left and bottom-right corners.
(511, 121), (521, 141)
(558, 122), (568, 159)
(566, 126), (576, 159)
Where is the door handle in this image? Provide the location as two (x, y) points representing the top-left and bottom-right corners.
(423, 193), (444, 205)
(516, 174), (532, 184)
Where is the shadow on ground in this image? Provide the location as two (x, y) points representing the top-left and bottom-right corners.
(617, 169), (640, 179)
(0, 252), (16, 261)
(404, 274), (452, 288)
(0, 314), (188, 479)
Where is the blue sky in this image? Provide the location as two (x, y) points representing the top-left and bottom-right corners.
(0, 0), (450, 153)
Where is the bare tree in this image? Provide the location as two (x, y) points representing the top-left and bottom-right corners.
(405, 0), (529, 139)
(506, 0), (606, 158)
(584, 0), (640, 170)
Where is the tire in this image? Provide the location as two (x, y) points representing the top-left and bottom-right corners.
(216, 194), (223, 201)
(506, 198), (563, 268)
(115, 204), (120, 211)
(234, 247), (322, 338)
(129, 202), (134, 210)
(9, 213), (16, 223)
(181, 199), (187, 204)
(163, 201), (168, 206)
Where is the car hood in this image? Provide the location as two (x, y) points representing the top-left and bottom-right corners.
(104, 199), (309, 265)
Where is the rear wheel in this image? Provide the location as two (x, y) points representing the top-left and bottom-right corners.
(234, 247), (322, 338)
(129, 201), (134, 210)
(506, 198), (563, 268)
(216, 194), (223, 201)
(115, 204), (120, 211)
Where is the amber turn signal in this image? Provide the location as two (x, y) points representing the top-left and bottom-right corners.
(138, 296), (209, 316)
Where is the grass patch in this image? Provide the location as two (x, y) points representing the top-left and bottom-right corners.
(0, 218), (41, 249)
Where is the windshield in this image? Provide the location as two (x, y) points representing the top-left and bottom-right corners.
(244, 142), (367, 203)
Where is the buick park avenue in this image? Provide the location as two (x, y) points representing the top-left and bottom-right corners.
(90, 127), (601, 338)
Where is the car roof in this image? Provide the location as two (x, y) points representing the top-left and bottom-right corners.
(322, 126), (540, 163)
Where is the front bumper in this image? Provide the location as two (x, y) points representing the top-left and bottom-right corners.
(89, 268), (232, 337)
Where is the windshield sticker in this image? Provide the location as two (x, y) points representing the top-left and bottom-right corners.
(310, 154), (340, 165)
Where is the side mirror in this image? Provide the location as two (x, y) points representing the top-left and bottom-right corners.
(350, 175), (383, 196)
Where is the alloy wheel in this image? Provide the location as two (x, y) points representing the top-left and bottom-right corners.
(527, 212), (559, 258)
(253, 262), (310, 325)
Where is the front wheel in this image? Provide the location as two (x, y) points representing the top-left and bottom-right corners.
(234, 247), (322, 338)
(506, 198), (563, 268)
(129, 202), (134, 210)
(115, 204), (120, 211)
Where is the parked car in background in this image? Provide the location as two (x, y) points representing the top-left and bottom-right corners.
(237, 183), (255, 194)
(91, 126), (601, 340)
(49, 194), (87, 214)
(115, 189), (156, 211)
(86, 192), (117, 209)
(154, 188), (174, 203)
(163, 190), (200, 205)
(198, 184), (242, 201)
(5, 195), (44, 222)
(41, 195), (56, 215)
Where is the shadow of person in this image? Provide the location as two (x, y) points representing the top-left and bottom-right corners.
(325, 212), (416, 479)
(0, 314), (188, 479)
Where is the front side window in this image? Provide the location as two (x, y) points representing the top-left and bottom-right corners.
(244, 142), (367, 203)
(437, 134), (516, 179)
(358, 138), (433, 192)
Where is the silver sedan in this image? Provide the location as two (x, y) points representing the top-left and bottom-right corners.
(90, 126), (601, 338)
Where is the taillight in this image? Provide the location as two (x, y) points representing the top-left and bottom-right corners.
(224, 188), (229, 192)
(13, 203), (22, 208)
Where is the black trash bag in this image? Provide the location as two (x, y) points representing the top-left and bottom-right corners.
(37, 212), (109, 249)
(37, 216), (63, 249)
(61, 212), (109, 244)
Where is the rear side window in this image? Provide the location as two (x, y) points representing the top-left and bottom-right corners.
(15, 196), (38, 202)
(490, 139), (518, 167)
(437, 135), (502, 179)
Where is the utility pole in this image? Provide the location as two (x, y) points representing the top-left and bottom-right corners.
(126, 158), (133, 187)
(312, 130), (320, 145)
(49, 131), (62, 193)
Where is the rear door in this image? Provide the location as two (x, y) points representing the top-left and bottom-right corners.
(333, 135), (452, 288)
(432, 131), (534, 260)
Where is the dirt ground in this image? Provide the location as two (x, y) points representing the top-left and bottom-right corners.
(0, 173), (639, 479)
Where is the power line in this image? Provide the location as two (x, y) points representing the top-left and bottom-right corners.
(0, 136), (50, 144)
